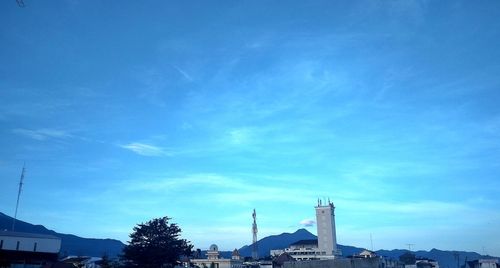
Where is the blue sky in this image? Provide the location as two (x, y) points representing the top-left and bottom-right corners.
(1, 0), (500, 256)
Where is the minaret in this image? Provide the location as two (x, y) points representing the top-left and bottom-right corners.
(315, 199), (338, 256)
(252, 209), (258, 260)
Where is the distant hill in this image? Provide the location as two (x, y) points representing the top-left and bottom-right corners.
(239, 228), (316, 257)
(0, 212), (125, 257)
(238, 228), (498, 268)
(376, 248), (498, 268)
(1, 212), (497, 267)
(238, 228), (364, 258)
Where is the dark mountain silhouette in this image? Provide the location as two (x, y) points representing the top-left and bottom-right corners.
(0, 212), (124, 257)
(238, 228), (364, 258)
(237, 228), (498, 268)
(239, 228), (316, 257)
(376, 248), (497, 268)
(191, 229), (317, 260)
(2, 212), (497, 267)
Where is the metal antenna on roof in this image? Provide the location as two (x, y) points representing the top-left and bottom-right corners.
(252, 209), (258, 260)
(370, 233), (374, 251)
(12, 163), (26, 231)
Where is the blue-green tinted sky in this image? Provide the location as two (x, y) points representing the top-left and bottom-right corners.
(1, 0), (500, 256)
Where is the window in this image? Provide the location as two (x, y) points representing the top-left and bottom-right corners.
(16, 241), (20, 250)
(34, 242), (37, 252)
(0, 240), (3, 249)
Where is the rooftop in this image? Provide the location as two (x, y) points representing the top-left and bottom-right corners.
(0, 230), (61, 240)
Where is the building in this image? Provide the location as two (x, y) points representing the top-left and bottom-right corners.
(415, 258), (439, 268)
(315, 200), (338, 256)
(0, 230), (61, 268)
(465, 259), (499, 268)
(270, 199), (340, 261)
(349, 250), (403, 268)
(381, 256), (404, 268)
(284, 249), (404, 268)
(272, 253), (295, 268)
(399, 252), (416, 267)
(232, 249), (241, 261)
(207, 245), (221, 260)
(398, 252), (439, 268)
(356, 250), (377, 259)
(283, 257), (380, 268)
(270, 240), (323, 261)
(191, 244), (243, 268)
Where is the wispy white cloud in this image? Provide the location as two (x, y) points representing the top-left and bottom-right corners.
(173, 65), (193, 81)
(120, 142), (171, 157)
(299, 218), (315, 227)
(121, 173), (246, 191)
(119, 172), (319, 203)
(12, 128), (72, 141)
(228, 128), (252, 145)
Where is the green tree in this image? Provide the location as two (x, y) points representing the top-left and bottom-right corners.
(122, 216), (193, 268)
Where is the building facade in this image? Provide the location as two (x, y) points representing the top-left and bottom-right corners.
(0, 231), (61, 268)
(270, 200), (340, 260)
(191, 244), (243, 268)
(271, 240), (323, 261)
(315, 200), (338, 256)
(465, 259), (499, 268)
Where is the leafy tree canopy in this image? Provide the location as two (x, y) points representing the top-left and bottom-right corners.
(122, 216), (193, 268)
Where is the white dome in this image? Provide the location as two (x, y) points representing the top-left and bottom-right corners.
(209, 244), (218, 251)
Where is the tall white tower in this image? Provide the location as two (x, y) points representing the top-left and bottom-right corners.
(315, 199), (338, 256)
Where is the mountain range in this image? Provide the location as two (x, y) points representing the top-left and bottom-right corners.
(0, 212), (125, 257)
(238, 228), (365, 258)
(239, 229), (498, 268)
(1, 212), (497, 268)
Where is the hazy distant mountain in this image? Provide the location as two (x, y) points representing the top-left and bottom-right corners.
(0, 212), (125, 257)
(238, 228), (497, 268)
(239, 228), (316, 257)
(376, 248), (498, 268)
(238, 228), (364, 258)
(2, 213), (496, 267)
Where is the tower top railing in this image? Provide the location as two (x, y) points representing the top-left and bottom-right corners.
(316, 198), (335, 208)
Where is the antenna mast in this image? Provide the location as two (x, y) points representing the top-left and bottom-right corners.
(252, 209), (258, 260)
(12, 163), (25, 231)
(370, 233), (374, 251)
